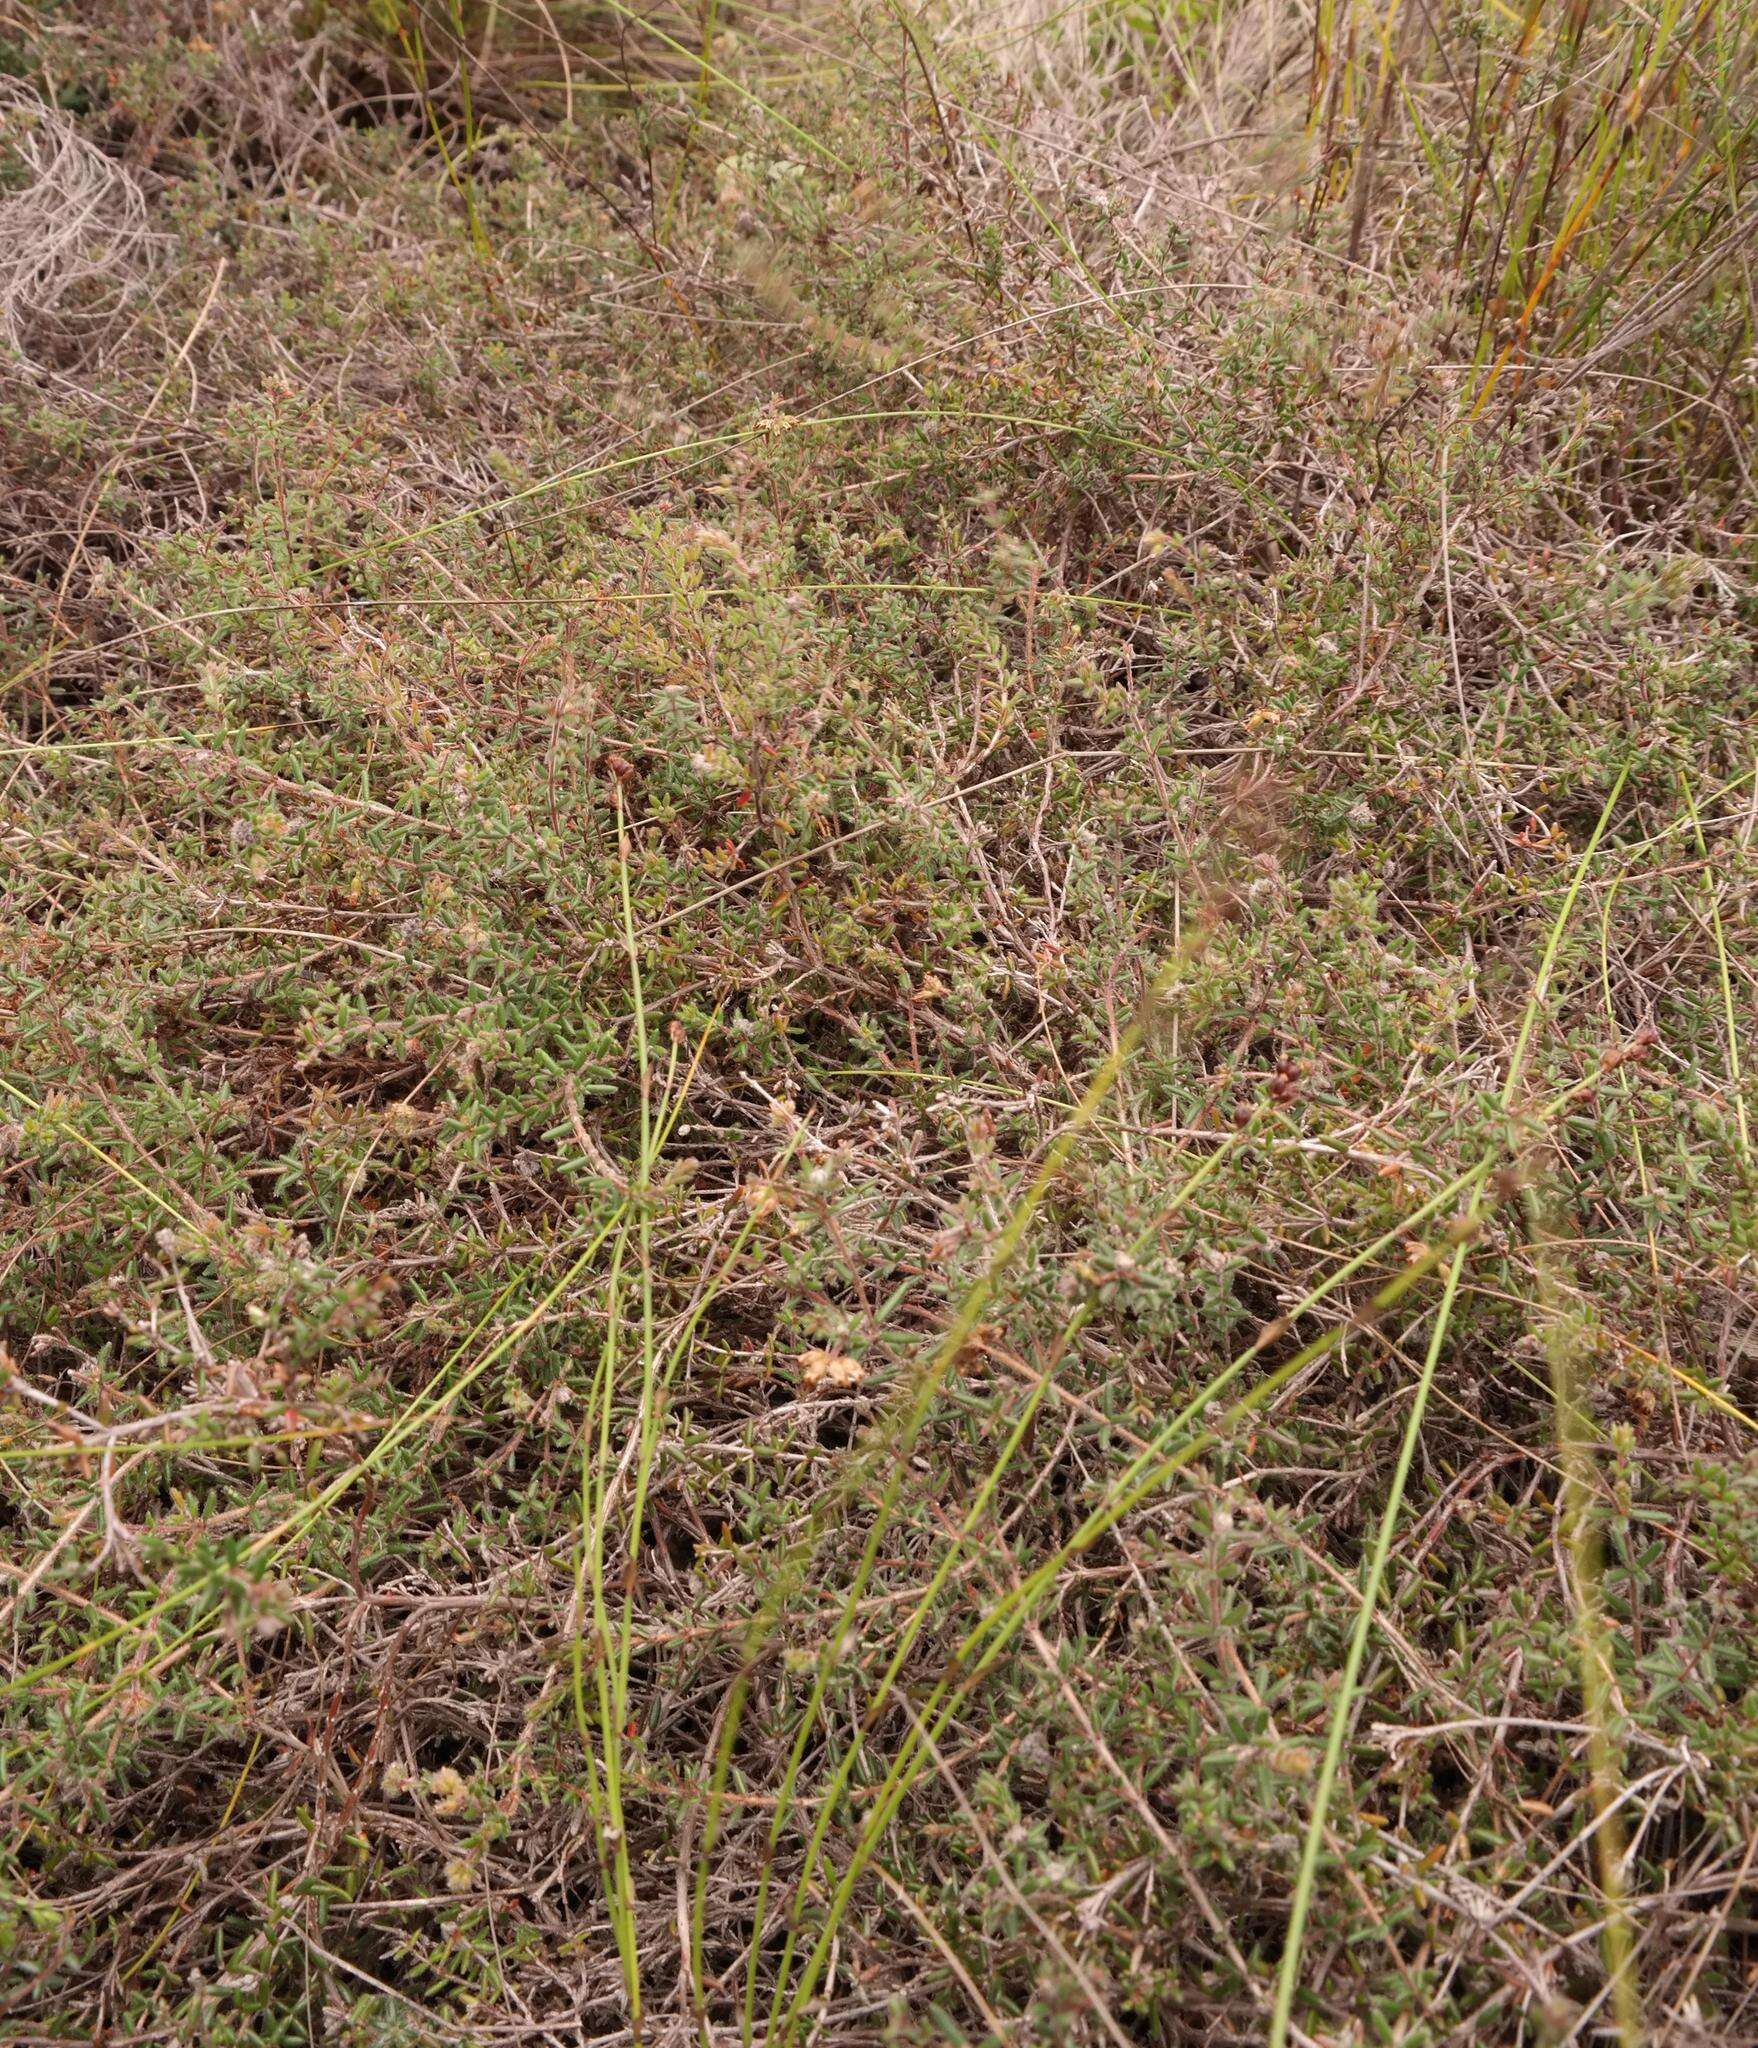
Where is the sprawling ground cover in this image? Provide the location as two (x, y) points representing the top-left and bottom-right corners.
(3, 3), (1755, 2040)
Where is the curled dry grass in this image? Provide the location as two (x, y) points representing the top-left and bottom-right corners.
(0, 75), (149, 363)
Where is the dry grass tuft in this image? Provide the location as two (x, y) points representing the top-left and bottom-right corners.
(0, 76), (149, 364)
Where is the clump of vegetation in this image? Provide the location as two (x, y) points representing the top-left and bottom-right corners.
(2, 2), (1754, 2042)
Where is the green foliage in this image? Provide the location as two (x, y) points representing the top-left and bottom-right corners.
(1, 3), (1754, 2043)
